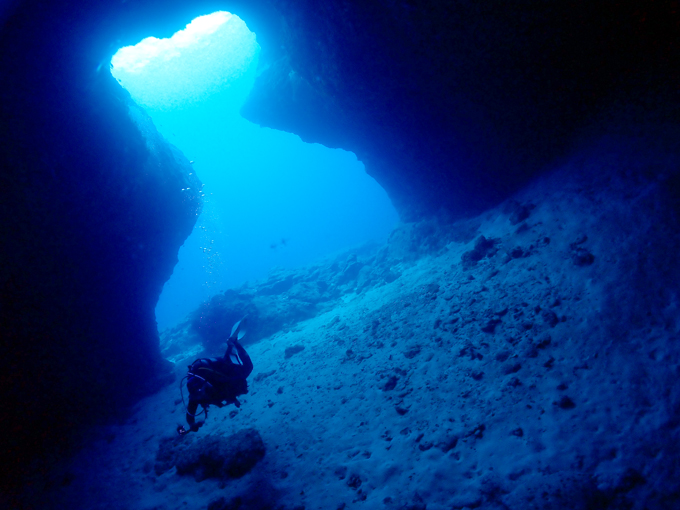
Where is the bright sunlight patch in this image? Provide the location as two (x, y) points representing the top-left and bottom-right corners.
(111, 12), (259, 110)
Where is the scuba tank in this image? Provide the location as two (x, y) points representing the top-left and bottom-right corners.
(176, 317), (248, 435)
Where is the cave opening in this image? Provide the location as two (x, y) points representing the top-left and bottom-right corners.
(110, 11), (399, 332)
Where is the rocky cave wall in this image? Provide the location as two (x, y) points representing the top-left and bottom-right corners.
(1, 0), (678, 489)
(243, 0), (680, 219)
(0, 0), (209, 486)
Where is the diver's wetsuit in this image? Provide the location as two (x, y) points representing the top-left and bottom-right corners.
(185, 339), (253, 431)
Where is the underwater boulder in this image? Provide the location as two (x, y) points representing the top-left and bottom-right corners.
(190, 290), (261, 350)
(461, 235), (499, 269)
(176, 429), (266, 481)
(157, 428), (265, 482)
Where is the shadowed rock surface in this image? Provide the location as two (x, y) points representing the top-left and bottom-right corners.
(156, 428), (265, 481)
(0, 63), (202, 486)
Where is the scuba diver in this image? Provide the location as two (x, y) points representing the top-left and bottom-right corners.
(177, 317), (253, 435)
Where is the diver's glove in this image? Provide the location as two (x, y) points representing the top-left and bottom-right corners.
(177, 420), (205, 435)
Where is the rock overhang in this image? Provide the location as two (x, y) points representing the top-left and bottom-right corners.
(6, 0), (678, 218)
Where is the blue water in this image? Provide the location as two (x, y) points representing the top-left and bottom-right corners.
(111, 12), (398, 331)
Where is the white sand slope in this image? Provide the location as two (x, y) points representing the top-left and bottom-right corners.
(34, 139), (680, 510)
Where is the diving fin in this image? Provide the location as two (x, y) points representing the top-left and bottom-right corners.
(230, 316), (248, 342)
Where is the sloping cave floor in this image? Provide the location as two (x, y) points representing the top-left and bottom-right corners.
(24, 151), (680, 510)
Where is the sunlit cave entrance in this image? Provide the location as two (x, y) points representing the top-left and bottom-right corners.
(111, 12), (398, 331)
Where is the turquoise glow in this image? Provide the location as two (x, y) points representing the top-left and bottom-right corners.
(112, 12), (398, 330)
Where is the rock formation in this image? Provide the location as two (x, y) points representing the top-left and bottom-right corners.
(26, 142), (680, 510)
(0, 24), (202, 486)
(0, 0), (678, 494)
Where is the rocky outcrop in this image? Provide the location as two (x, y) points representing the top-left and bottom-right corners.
(163, 218), (483, 356)
(163, 243), (387, 355)
(156, 428), (265, 481)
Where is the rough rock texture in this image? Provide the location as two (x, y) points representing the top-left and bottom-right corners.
(1, 0), (679, 494)
(178, 243), (391, 351)
(27, 138), (680, 510)
(163, 219), (479, 356)
(156, 428), (265, 481)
